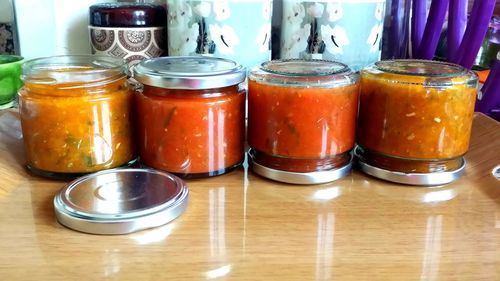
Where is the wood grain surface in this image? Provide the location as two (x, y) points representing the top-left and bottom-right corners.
(0, 109), (498, 281)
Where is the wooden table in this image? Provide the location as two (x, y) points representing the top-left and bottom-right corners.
(0, 110), (498, 281)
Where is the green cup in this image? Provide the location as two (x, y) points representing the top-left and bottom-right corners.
(0, 55), (23, 109)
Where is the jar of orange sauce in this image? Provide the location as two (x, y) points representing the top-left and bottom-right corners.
(18, 55), (136, 179)
(133, 56), (246, 178)
(248, 59), (359, 184)
(356, 60), (478, 185)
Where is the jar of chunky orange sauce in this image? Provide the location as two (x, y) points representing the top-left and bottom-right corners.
(248, 59), (359, 184)
(133, 56), (246, 178)
(356, 60), (478, 185)
(18, 55), (136, 179)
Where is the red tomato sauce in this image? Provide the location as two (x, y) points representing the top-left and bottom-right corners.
(136, 85), (245, 176)
(248, 80), (359, 172)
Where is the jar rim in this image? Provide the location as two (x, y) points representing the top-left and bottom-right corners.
(260, 59), (350, 77)
(22, 55), (128, 87)
(249, 59), (358, 88)
(373, 59), (468, 77)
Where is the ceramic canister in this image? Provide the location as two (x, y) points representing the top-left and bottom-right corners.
(280, 0), (386, 71)
(89, 3), (167, 66)
(166, 0), (272, 69)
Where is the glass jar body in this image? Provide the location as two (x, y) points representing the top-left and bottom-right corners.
(18, 69), (135, 179)
(136, 84), (245, 178)
(356, 69), (477, 173)
(248, 79), (359, 173)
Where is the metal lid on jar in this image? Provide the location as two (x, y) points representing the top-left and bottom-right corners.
(89, 3), (167, 27)
(53, 168), (188, 235)
(354, 148), (466, 186)
(249, 59), (358, 88)
(364, 59), (477, 87)
(133, 56), (246, 90)
(248, 149), (352, 185)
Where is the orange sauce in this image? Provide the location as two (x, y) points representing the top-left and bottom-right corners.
(18, 77), (135, 174)
(357, 71), (477, 164)
(136, 85), (245, 176)
(248, 80), (359, 172)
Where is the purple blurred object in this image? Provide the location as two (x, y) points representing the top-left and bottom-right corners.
(386, 0), (411, 59)
(416, 0), (449, 59)
(476, 59), (500, 114)
(411, 0), (426, 56)
(387, 0), (402, 58)
(447, 0), (467, 59)
(453, 0), (496, 69)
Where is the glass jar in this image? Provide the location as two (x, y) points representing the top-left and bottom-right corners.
(280, 0), (386, 71)
(166, 0), (272, 69)
(248, 59), (359, 184)
(89, 3), (167, 66)
(133, 56), (246, 178)
(356, 60), (478, 185)
(18, 55), (136, 179)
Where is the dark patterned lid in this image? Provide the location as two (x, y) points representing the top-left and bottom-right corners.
(89, 3), (166, 27)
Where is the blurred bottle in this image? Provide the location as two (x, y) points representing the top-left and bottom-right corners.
(14, 0), (116, 59)
(0, 0), (17, 55)
(437, 16), (499, 70)
(474, 16), (500, 70)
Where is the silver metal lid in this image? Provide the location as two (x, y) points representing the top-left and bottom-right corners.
(54, 168), (188, 235)
(356, 155), (466, 186)
(132, 56), (246, 90)
(248, 150), (352, 185)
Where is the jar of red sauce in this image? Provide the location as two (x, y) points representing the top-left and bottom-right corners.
(133, 56), (246, 178)
(356, 60), (478, 185)
(18, 55), (136, 179)
(248, 59), (359, 184)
